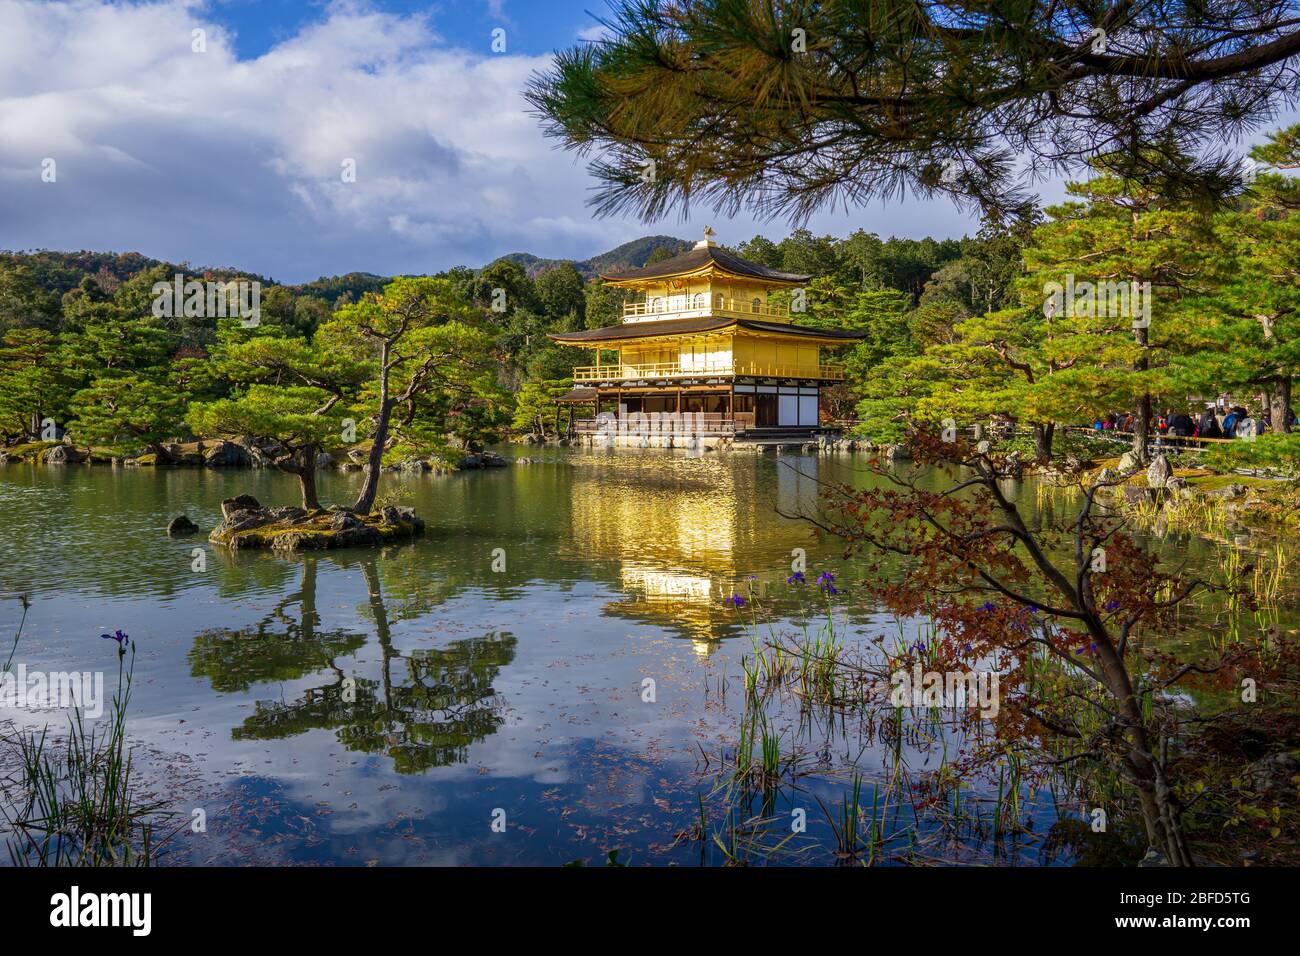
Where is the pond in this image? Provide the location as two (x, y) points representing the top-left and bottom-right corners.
(0, 447), (1275, 865)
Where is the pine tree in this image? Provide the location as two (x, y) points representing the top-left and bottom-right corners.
(530, 2), (1300, 224)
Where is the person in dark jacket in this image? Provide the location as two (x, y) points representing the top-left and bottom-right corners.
(1168, 411), (1195, 448)
(1197, 408), (1222, 440)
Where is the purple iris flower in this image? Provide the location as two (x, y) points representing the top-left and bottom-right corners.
(727, 593), (745, 608)
(788, 571), (806, 585)
(978, 602), (996, 613)
(816, 571), (838, 594)
(101, 629), (130, 655)
(1104, 599), (1121, 611)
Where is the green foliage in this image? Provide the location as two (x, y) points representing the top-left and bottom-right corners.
(0, 264), (61, 331)
(513, 380), (577, 436)
(68, 375), (186, 455)
(0, 328), (73, 442)
(1203, 434), (1300, 476)
(187, 384), (344, 451)
(529, 1), (1297, 223)
(535, 263), (586, 331)
(582, 280), (630, 330)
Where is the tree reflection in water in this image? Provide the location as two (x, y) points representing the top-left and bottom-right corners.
(188, 555), (516, 774)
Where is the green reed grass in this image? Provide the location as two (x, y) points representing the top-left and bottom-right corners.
(2, 634), (177, 867)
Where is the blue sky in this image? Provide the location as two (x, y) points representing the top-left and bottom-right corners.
(209, 0), (595, 60)
(0, 1), (1288, 283)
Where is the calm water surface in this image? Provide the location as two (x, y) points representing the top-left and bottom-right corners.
(0, 447), (1251, 865)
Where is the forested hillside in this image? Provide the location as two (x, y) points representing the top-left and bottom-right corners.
(0, 222), (1077, 455)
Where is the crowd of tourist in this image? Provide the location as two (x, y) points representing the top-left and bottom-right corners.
(1090, 403), (1295, 445)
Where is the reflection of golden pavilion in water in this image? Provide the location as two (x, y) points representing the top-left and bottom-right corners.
(568, 455), (824, 653)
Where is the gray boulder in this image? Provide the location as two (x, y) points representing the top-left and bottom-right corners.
(1117, 450), (1143, 474)
(1146, 454), (1173, 489)
(1245, 753), (1300, 794)
(330, 510), (362, 532)
(44, 444), (84, 464)
(166, 515), (199, 536)
(203, 440), (251, 468)
(221, 494), (262, 520)
(884, 444), (910, 461)
(1137, 849), (1171, 868)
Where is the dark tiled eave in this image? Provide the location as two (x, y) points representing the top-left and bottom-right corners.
(600, 245), (810, 284)
(549, 316), (864, 344)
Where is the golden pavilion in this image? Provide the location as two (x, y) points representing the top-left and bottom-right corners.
(549, 230), (863, 439)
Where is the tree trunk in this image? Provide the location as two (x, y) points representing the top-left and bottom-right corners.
(1132, 393), (1152, 463)
(1033, 422), (1055, 463)
(1269, 377), (1292, 434)
(1088, 624), (1192, 865)
(298, 446), (321, 511)
(148, 441), (175, 464)
(1132, 324), (1151, 462)
(352, 403), (391, 515)
(351, 342), (393, 515)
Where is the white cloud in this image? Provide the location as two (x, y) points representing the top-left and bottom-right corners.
(0, 0), (983, 283)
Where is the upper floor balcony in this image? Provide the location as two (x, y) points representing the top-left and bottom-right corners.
(572, 361), (846, 383)
(624, 295), (791, 322)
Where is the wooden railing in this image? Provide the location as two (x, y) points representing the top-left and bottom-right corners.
(1059, 425), (1241, 452)
(623, 297), (791, 320)
(571, 362), (845, 382)
(574, 412), (757, 435)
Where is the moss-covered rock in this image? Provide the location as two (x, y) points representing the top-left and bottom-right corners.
(209, 503), (424, 551)
(0, 440), (62, 463)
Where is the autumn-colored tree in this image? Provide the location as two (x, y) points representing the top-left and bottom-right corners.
(805, 432), (1269, 865)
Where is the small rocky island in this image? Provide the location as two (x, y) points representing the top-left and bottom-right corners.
(208, 495), (425, 551)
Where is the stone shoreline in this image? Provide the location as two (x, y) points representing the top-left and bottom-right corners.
(0, 437), (508, 472)
(205, 495), (425, 551)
